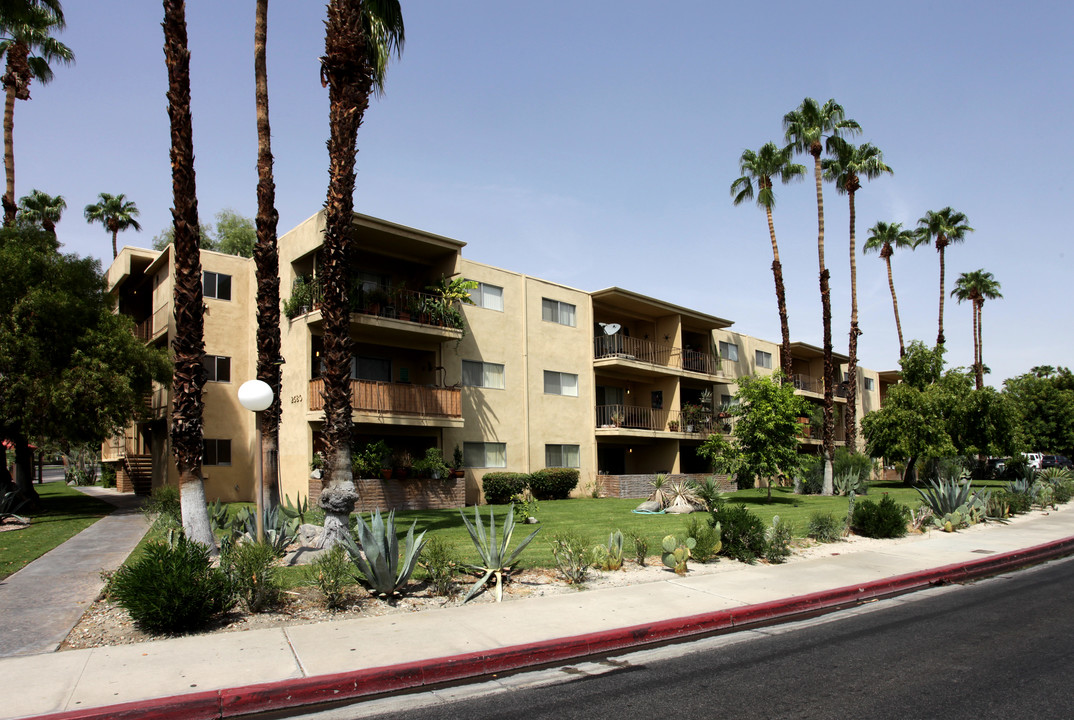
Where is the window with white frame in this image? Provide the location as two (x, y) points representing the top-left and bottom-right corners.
(719, 341), (739, 362)
(543, 370), (578, 396)
(541, 298), (576, 327)
(864, 377), (875, 391)
(470, 282), (504, 311)
(464, 442), (506, 468)
(203, 438), (232, 466)
(204, 355), (231, 382)
(203, 271), (232, 301)
(461, 360), (505, 389)
(545, 444), (580, 468)
(755, 350), (772, 369)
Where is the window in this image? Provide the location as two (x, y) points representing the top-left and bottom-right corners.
(719, 341), (739, 362)
(543, 370), (578, 396)
(204, 355), (231, 382)
(464, 442), (506, 468)
(351, 355), (391, 382)
(720, 394), (739, 411)
(545, 444), (580, 468)
(541, 298), (576, 327)
(203, 439), (231, 466)
(203, 271), (232, 301)
(755, 350), (772, 369)
(864, 377), (875, 391)
(461, 360), (505, 389)
(471, 282), (504, 311)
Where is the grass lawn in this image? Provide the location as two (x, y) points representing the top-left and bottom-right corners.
(0, 481), (115, 580)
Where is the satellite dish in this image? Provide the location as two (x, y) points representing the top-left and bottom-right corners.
(599, 322), (622, 335)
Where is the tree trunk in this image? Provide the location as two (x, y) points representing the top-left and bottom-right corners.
(845, 189), (859, 451)
(902, 455), (918, 485)
(111, 228), (119, 259)
(766, 204), (793, 380)
(975, 300), (984, 390)
(254, 0), (282, 509)
(2, 79), (16, 226)
(12, 431), (38, 505)
(936, 241), (947, 346)
(812, 150), (835, 494)
(164, 0), (215, 550)
(882, 251), (905, 357)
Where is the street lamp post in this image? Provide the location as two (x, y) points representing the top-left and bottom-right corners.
(238, 379), (274, 544)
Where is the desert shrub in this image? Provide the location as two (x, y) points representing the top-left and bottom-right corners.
(795, 454), (824, 495)
(852, 495), (909, 539)
(482, 472), (530, 505)
(684, 516), (722, 562)
(764, 515), (794, 564)
(591, 530), (625, 571)
(308, 544), (354, 610)
(549, 531), (591, 584)
(144, 485), (181, 528)
(529, 468), (579, 500)
(419, 535), (459, 597)
(692, 476), (725, 511)
(110, 534), (234, 633)
(806, 511), (842, 542)
(834, 448), (874, 486)
(223, 541), (281, 612)
(1052, 478), (1074, 505)
(631, 532), (649, 566)
(511, 489), (539, 520)
(99, 463), (116, 488)
(711, 504), (766, 564)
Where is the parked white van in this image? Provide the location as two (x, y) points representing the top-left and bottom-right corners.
(1024, 452), (1044, 470)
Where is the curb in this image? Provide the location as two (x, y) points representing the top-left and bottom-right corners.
(31, 535), (1074, 720)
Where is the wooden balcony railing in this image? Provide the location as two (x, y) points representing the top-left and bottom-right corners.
(133, 317), (152, 341)
(308, 378), (461, 418)
(596, 404), (733, 434)
(594, 335), (722, 375)
(792, 374), (850, 398)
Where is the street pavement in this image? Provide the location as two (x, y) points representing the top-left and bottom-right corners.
(2, 494), (1074, 720)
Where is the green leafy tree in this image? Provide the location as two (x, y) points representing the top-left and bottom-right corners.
(0, 1), (71, 225)
(917, 207), (974, 347)
(1004, 368), (1074, 457)
(783, 97), (860, 493)
(730, 142), (804, 379)
(212, 208), (255, 257)
(151, 216), (214, 251)
(0, 224), (170, 503)
(951, 269), (1002, 390)
(17, 187), (63, 234)
(863, 221), (922, 357)
(84, 192), (141, 259)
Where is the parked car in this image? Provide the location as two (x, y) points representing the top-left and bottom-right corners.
(1041, 455), (1073, 470)
(986, 457), (1007, 478)
(1024, 452), (1044, 470)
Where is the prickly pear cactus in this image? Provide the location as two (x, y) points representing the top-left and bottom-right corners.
(661, 535), (694, 575)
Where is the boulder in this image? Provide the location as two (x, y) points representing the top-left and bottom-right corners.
(635, 499), (663, 513)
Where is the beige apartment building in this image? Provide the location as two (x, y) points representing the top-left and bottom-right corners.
(103, 210), (891, 506)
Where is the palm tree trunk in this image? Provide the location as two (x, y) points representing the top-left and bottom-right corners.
(812, 151), (835, 495)
(975, 300), (984, 390)
(936, 241), (947, 346)
(845, 189), (859, 451)
(111, 229), (119, 259)
(2, 81), (16, 226)
(254, 0), (282, 508)
(766, 205), (793, 380)
(164, 0), (215, 550)
(883, 251), (905, 357)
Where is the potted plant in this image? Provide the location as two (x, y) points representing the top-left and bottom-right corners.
(611, 410), (625, 427)
(667, 420), (680, 432)
(393, 449), (413, 479)
(413, 447), (451, 480)
(450, 444), (465, 478)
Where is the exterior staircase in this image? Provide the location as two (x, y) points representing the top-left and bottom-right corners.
(122, 454), (153, 496)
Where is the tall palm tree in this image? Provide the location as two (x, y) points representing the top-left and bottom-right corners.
(863, 221), (921, 358)
(163, 0), (214, 549)
(952, 269), (1002, 389)
(917, 207), (973, 347)
(84, 192), (141, 259)
(0, 2), (71, 225)
(318, 0), (404, 547)
(18, 187), (63, 234)
(783, 98), (859, 494)
(254, 0), (282, 508)
(822, 138), (892, 450)
(730, 142), (804, 380)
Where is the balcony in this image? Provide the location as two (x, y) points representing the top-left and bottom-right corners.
(796, 421), (846, 444)
(595, 405), (732, 435)
(133, 317), (152, 341)
(791, 374), (849, 400)
(308, 378), (461, 421)
(593, 336), (723, 378)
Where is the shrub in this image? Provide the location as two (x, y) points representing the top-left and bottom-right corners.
(223, 541), (281, 612)
(418, 535), (459, 597)
(529, 468), (579, 500)
(691, 476), (725, 511)
(511, 489), (539, 520)
(852, 495), (909, 539)
(1053, 478), (1074, 505)
(99, 463), (116, 488)
(833, 448), (873, 488)
(144, 485), (181, 528)
(684, 516), (722, 562)
(631, 532), (649, 566)
(591, 530), (625, 571)
(795, 454), (824, 495)
(806, 511), (842, 542)
(711, 504), (766, 564)
(308, 544), (354, 610)
(764, 515), (794, 564)
(549, 531), (591, 584)
(482, 472), (530, 505)
(110, 534), (234, 633)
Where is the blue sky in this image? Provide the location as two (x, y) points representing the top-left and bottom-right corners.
(18, 1), (1073, 386)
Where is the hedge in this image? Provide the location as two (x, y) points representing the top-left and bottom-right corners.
(529, 468), (579, 500)
(481, 472), (530, 505)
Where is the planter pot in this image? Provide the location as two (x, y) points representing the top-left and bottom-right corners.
(450, 469), (465, 479)
(380, 468), (392, 480)
(394, 469), (408, 480)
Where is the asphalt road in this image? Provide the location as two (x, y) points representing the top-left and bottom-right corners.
(283, 555), (1074, 720)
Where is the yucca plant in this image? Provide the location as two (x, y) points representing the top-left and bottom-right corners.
(342, 509), (427, 599)
(460, 505), (540, 602)
(647, 473), (671, 508)
(666, 480), (702, 513)
(1038, 467), (1074, 484)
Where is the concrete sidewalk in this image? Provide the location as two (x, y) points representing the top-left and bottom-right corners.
(0, 485), (149, 659)
(4, 505), (1074, 720)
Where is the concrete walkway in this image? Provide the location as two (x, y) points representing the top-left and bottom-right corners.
(2, 504), (1074, 720)
(0, 484), (149, 658)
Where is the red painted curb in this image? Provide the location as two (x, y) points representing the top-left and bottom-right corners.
(29, 535), (1074, 720)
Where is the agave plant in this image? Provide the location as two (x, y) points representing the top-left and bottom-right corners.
(915, 478), (978, 516)
(1038, 467), (1074, 484)
(231, 506), (300, 557)
(342, 509), (427, 599)
(833, 470), (867, 496)
(460, 505), (540, 602)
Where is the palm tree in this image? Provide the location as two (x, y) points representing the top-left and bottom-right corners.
(730, 142), (804, 380)
(163, 0), (214, 549)
(254, 0), (282, 509)
(783, 98), (859, 494)
(83, 192), (141, 259)
(822, 138), (892, 450)
(863, 221), (921, 358)
(952, 269), (1002, 389)
(18, 187), (63, 234)
(917, 207), (974, 347)
(318, 0), (404, 547)
(0, 2), (71, 225)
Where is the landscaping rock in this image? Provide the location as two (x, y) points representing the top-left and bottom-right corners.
(297, 523), (323, 546)
(664, 504), (694, 514)
(282, 546), (331, 566)
(635, 500), (663, 513)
